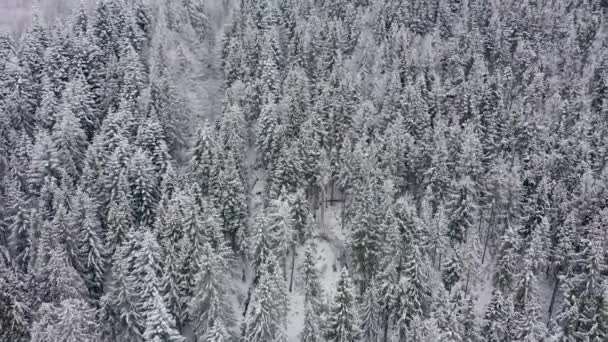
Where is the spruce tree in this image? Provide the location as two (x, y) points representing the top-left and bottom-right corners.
(142, 288), (185, 342)
(31, 299), (99, 342)
(325, 267), (360, 342)
(127, 149), (159, 226)
(481, 289), (512, 342)
(189, 243), (234, 339)
(244, 255), (288, 342)
(360, 278), (381, 342)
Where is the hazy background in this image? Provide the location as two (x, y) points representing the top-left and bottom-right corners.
(0, 0), (94, 38)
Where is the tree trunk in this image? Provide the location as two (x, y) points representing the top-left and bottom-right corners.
(481, 202), (496, 264)
(548, 276), (560, 325)
(320, 188), (325, 232)
(465, 268), (471, 295)
(341, 193), (347, 230)
(383, 306), (390, 342)
(289, 246), (296, 292)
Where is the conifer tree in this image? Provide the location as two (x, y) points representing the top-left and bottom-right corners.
(189, 243), (234, 339)
(142, 288), (185, 342)
(244, 255), (288, 342)
(28, 130), (61, 192)
(495, 224), (520, 292)
(35, 247), (88, 304)
(191, 123), (219, 197)
(301, 241), (322, 305)
(204, 319), (230, 342)
(481, 289), (512, 342)
(256, 97), (284, 169)
(269, 194), (297, 279)
(213, 149), (247, 251)
(127, 149), (159, 226)
(67, 188), (106, 300)
(6, 180), (34, 272)
(360, 278), (381, 342)
(52, 100), (88, 182)
(301, 301), (323, 342)
(31, 299), (99, 342)
(106, 174), (133, 255)
(442, 250), (463, 293)
(325, 267), (360, 342)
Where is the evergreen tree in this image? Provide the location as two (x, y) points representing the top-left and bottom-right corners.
(35, 247), (88, 304)
(69, 188), (106, 300)
(244, 256), (288, 342)
(31, 299), (99, 342)
(301, 241), (322, 305)
(6, 180), (34, 272)
(127, 149), (159, 226)
(256, 98), (284, 169)
(213, 149), (247, 251)
(106, 174), (133, 255)
(360, 278), (381, 342)
(481, 289), (513, 342)
(189, 243), (234, 339)
(142, 288), (185, 342)
(442, 250), (463, 293)
(268, 194), (297, 278)
(301, 301), (323, 342)
(191, 123), (219, 197)
(28, 130), (61, 192)
(494, 224), (520, 292)
(204, 319), (230, 342)
(325, 267), (360, 342)
(52, 100), (88, 182)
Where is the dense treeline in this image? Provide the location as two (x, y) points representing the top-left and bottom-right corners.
(1, 0), (608, 341)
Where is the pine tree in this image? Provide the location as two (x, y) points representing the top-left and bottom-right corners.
(301, 301), (323, 342)
(35, 247), (88, 304)
(135, 116), (171, 175)
(189, 243), (234, 339)
(511, 259), (547, 341)
(61, 73), (98, 140)
(244, 256), (288, 342)
(325, 267), (360, 342)
(28, 130), (61, 192)
(142, 288), (185, 342)
(269, 194), (297, 279)
(31, 299), (99, 342)
(248, 214), (274, 284)
(256, 98), (284, 169)
(106, 174), (133, 255)
(282, 65), (311, 138)
(191, 123), (220, 197)
(52, 100), (88, 182)
(102, 234), (143, 341)
(442, 250), (463, 293)
(14, 13), (48, 135)
(69, 188), (106, 300)
(349, 169), (391, 291)
(301, 241), (322, 305)
(494, 224), (521, 292)
(204, 319), (230, 342)
(213, 149), (247, 251)
(481, 289), (512, 342)
(360, 278), (381, 342)
(160, 236), (187, 330)
(6, 179), (34, 272)
(396, 243), (433, 333)
(128, 149), (159, 226)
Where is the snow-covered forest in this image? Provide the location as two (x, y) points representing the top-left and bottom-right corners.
(1, 0), (608, 341)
